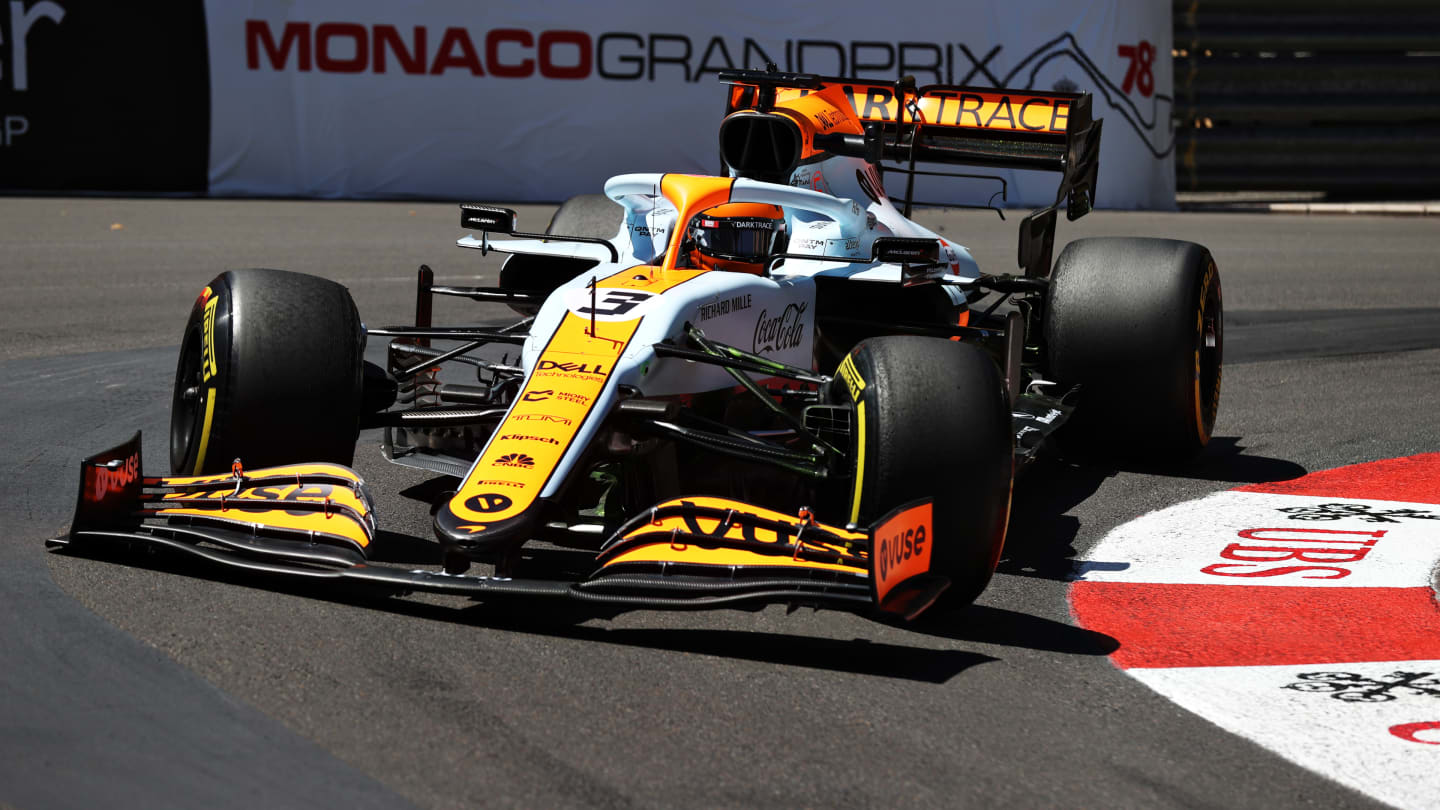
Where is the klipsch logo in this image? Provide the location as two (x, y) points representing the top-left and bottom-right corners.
(500, 433), (559, 446)
(1, 1), (66, 147)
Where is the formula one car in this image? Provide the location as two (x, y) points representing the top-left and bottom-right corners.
(54, 69), (1222, 621)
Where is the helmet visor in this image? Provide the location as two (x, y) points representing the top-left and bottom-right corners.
(690, 217), (782, 262)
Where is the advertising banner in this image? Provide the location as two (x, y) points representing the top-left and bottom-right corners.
(0, 1), (209, 192)
(206, 0), (1174, 208)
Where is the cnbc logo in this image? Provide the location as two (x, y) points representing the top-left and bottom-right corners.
(494, 453), (535, 468)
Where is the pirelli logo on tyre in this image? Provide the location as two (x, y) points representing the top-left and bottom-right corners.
(838, 353), (866, 402)
(201, 292), (220, 382)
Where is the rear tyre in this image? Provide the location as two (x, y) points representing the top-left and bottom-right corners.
(1043, 237), (1223, 461)
(833, 336), (1013, 608)
(169, 268), (364, 475)
(498, 194), (620, 313)
(545, 193), (624, 239)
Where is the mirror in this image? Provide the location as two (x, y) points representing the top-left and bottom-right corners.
(459, 204), (517, 233)
(872, 237), (940, 265)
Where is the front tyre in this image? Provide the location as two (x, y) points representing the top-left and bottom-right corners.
(170, 268), (364, 475)
(833, 336), (1013, 608)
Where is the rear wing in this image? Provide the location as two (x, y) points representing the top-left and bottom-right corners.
(722, 69), (1102, 276)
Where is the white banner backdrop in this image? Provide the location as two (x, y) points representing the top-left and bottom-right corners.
(206, 1), (1174, 208)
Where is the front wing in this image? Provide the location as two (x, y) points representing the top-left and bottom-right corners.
(50, 434), (948, 620)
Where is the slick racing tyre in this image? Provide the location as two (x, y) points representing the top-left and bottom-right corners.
(545, 193), (624, 239)
(833, 336), (1013, 608)
(1043, 237), (1223, 461)
(498, 194), (621, 314)
(170, 268), (364, 475)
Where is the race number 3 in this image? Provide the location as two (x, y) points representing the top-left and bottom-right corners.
(1117, 41), (1155, 97)
(569, 288), (656, 321)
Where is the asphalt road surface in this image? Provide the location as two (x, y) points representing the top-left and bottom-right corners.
(2, 197), (1437, 810)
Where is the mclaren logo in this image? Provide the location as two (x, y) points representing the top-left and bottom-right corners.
(493, 453), (535, 468)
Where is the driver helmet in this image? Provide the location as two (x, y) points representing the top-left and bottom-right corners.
(684, 203), (786, 275)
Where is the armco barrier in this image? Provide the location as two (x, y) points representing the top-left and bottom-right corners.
(1174, 0), (1440, 194)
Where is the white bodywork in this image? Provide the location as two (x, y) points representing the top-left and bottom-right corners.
(453, 162), (981, 498)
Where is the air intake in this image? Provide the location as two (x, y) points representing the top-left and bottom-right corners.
(719, 112), (801, 183)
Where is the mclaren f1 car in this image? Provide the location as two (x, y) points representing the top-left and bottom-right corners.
(54, 69), (1222, 620)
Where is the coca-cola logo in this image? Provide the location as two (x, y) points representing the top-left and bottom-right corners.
(753, 301), (807, 354)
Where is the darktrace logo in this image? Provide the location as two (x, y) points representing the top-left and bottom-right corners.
(494, 453), (535, 468)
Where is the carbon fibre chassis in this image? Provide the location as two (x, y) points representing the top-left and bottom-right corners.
(52, 433), (944, 619)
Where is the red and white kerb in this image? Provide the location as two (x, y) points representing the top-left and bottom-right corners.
(1071, 454), (1440, 810)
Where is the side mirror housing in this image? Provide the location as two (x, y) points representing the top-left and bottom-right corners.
(873, 237), (944, 287)
(460, 204), (517, 233)
(872, 237), (940, 265)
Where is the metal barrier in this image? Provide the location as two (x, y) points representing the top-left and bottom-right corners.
(1174, 0), (1440, 195)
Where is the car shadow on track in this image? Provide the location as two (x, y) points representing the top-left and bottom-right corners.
(1118, 436), (1308, 484)
(997, 460), (1109, 584)
(903, 604), (1120, 657)
(998, 440), (1308, 585)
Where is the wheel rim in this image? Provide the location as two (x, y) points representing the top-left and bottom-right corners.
(169, 325), (204, 473)
(1195, 261), (1223, 439)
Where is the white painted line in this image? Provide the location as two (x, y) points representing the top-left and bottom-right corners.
(1268, 202), (1440, 216)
